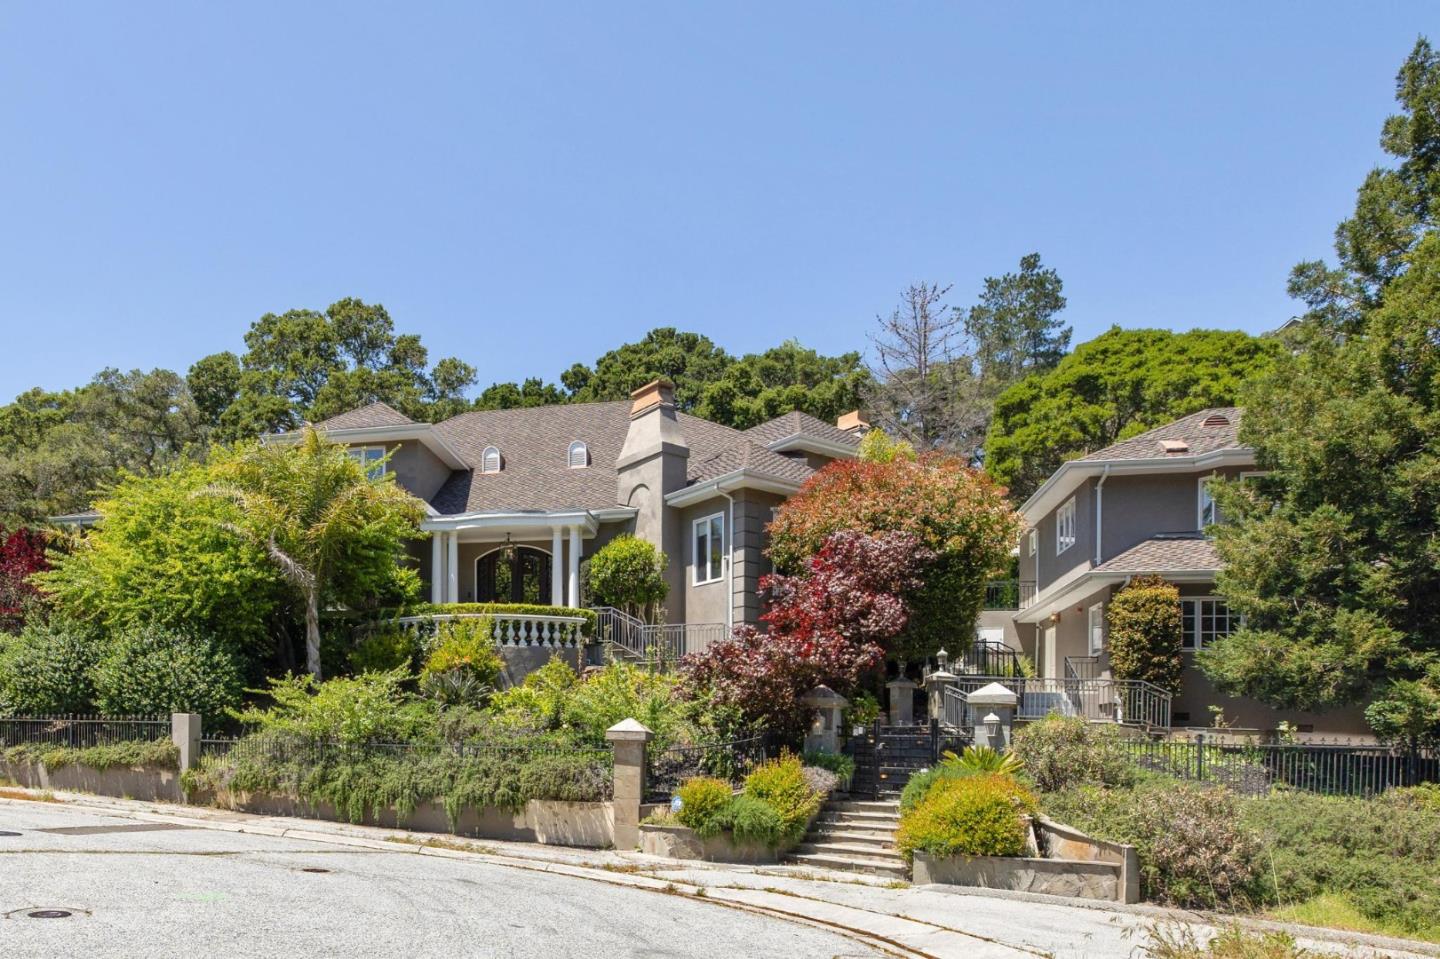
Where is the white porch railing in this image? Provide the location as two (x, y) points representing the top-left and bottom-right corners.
(394, 612), (588, 648)
(590, 607), (729, 664)
(951, 676), (1172, 730)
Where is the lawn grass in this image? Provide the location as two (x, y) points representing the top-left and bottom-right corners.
(1268, 893), (1440, 945)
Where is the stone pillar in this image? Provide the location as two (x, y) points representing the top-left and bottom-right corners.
(967, 681), (1018, 751)
(886, 677), (917, 726)
(430, 532), (443, 605)
(567, 526), (581, 608)
(171, 712), (202, 774)
(801, 685), (849, 755)
(550, 527), (564, 606)
(925, 669), (958, 724)
(606, 718), (653, 850)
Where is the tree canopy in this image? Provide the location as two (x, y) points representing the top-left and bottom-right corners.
(1202, 38), (1440, 746)
(984, 327), (1279, 502)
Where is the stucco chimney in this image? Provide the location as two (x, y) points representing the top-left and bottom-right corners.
(629, 379), (676, 419)
(836, 410), (869, 435)
(616, 379), (689, 616)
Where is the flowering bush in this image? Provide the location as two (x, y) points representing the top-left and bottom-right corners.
(0, 526), (48, 633)
(766, 455), (1020, 663)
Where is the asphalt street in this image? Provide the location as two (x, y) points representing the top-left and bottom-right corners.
(0, 801), (881, 959)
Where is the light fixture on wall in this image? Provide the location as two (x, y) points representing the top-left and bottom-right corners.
(498, 532), (515, 564)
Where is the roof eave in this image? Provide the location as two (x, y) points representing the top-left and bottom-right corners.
(764, 433), (859, 460)
(1013, 566), (1222, 623)
(267, 423), (470, 470)
(664, 469), (803, 507)
(421, 508), (601, 536)
(1020, 448), (1255, 523)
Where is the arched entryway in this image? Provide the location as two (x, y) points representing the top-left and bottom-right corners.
(476, 546), (551, 604)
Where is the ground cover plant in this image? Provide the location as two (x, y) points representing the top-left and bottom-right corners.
(2, 739), (178, 772)
(670, 753), (830, 849)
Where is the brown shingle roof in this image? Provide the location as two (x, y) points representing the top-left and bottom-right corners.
(314, 401), (414, 431)
(686, 441), (817, 487)
(742, 410), (861, 450)
(1093, 536), (1222, 574)
(1078, 408), (1244, 463)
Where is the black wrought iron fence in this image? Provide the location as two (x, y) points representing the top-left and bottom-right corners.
(1120, 735), (1439, 797)
(644, 734), (772, 803)
(0, 715), (171, 750)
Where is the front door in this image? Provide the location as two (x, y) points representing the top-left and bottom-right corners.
(477, 547), (551, 603)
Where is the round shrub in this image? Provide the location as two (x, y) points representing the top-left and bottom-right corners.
(1011, 714), (1137, 792)
(1105, 575), (1183, 693)
(676, 776), (734, 838)
(586, 535), (668, 622)
(743, 753), (822, 844)
(0, 620), (100, 715)
(91, 626), (244, 718)
(896, 773), (1038, 861)
(723, 794), (787, 848)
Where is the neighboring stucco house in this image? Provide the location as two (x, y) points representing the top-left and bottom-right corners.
(1002, 407), (1369, 737)
(296, 380), (865, 633)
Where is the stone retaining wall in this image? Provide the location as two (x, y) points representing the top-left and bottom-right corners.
(638, 823), (786, 864)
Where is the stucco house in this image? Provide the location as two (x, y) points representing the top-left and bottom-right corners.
(996, 407), (1369, 737)
(298, 379), (865, 638)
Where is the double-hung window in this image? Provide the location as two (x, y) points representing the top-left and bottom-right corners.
(693, 513), (725, 585)
(348, 446), (386, 480)
(1056, 497), (1076, 555)
(1181, 597), (1238, 650)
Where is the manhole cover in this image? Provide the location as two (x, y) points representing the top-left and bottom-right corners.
(301, 867), (330, 874)
(27, 910), (73, 919)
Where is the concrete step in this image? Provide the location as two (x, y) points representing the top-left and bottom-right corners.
(828, 800), (899, 813)
(785, 851), (910, 878)
(814, 818), (897, 836)
(817, 809), (898, 825)
(794, 840), (905, 860)
(806, 829), (896, 849)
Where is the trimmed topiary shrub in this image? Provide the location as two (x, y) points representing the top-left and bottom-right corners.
(675, 776), (734, 838)
(586, 535), (669, 622)
(1106, 574), (1183, 693)
(0, 620), (100, 715)
(1011, 714), (1137, 792)
(896, 773), (1038, 861)
(91, 626), (243, 719)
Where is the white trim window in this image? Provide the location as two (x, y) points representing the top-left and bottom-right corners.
(1056, 497), (1076, 555)
(1198, 477), (1219, 529)
(567, 440), (589, 469)
(1027, 529), (1037, 556)
(693, 513), (725, 585)
(1088, 603), (1105, 655)
(1181, 597), (1239, 650)
(481, 446), (502, 474)
(347, 446), (386, 480)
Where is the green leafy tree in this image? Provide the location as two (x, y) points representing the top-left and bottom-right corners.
(1104, 575), (1183, 693)
(586, 534), (668, 622)
(0, 621), (101, 715)
(1202, 39), (1440, 748)
(202, 429), (426, 679)
(964, 252), (1071, 388)
(0, 368), (207, 525)
(563, 328), (735, 412)
(985, 327), (1279, 501)
(473, 377), (568, 411)
(694, 340), (869, 429)
(91, 626), (244, 718)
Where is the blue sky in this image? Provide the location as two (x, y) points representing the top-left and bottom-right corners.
(0, 3), (1433, 399)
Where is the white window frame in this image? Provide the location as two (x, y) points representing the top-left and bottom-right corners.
(1197, 476), (1218, 529)
(1088, 603), (1105, 655)
(481, 446), (502, 474)
(692, 512), (725, 586)
(1027, 529), (1037, 556)
(567, 440), (589, 469)
(1055, 497), (1076, 555)
(347, 445), (386, 480)
(1181, 596), (1239, 651)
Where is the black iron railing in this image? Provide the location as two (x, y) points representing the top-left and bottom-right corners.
(0, 715), (171, 749)
(644, 734), (771, 803)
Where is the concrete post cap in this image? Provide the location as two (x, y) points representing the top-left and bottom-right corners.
(966, 682), (1019, 706)
(606, 718), (655, 742)
(801, 684), (849, 708)
(885, 677), (917, 690)
(925, 670), (957, 684)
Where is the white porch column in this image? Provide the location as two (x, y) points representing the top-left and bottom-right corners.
(430, 532), (443, 604)
(446, 532), (459, 604)
(550, 526), (564, 606)
(568, 526), (581, 608)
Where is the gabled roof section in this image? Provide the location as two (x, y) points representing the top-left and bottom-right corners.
(1077, 408), (1243, 463)
(1020, 407), (1253, 523)
(743, 410), (862, 457)
(687, 441), (816, 487)
(314, 401), (414, 431)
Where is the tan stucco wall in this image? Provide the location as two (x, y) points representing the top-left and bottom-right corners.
(679, 497), (732, 627)
(385, 439), (453, 502)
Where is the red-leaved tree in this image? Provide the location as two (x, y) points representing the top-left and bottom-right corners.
(681, 530), (931, 742)
(0, 526), (49, 632)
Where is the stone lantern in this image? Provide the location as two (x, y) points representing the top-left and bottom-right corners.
(801, 685), (849, 754)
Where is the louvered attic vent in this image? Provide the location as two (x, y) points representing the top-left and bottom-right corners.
(1202, 413), (1231, 428)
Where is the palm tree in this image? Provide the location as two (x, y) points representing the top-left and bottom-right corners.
(201, 428), (425, 679)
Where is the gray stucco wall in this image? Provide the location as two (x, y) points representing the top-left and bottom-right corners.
(1036, 477), (1095, 591)
(385, 439), (453, 502)
(679, 497), (733, 627)
(1099, 466), (1248, 561)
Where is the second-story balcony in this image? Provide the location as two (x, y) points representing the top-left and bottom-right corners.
(983, 579), (1037, 611)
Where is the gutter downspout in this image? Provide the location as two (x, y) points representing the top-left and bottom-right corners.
(1094, 465), (1110, 566)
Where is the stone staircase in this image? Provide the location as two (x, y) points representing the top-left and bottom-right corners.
(784, 797), (907, 879)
